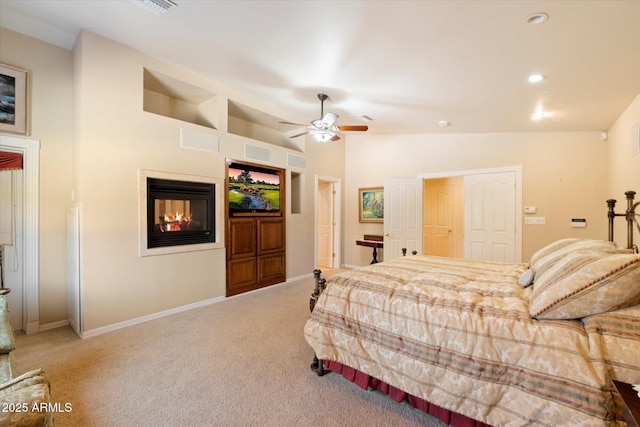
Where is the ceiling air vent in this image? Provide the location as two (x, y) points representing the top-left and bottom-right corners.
(130, 0), (178, 16)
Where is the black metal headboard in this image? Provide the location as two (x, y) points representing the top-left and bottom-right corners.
(607, 190), (640, 253)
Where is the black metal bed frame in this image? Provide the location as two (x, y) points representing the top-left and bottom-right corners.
(607, 190), (640, 252)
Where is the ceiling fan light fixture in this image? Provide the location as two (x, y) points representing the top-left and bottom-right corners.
(321, 112), (339, 126)
(310, 129), (336, 143)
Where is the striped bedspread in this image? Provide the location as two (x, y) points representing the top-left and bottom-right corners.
(304, 256), (634, 426)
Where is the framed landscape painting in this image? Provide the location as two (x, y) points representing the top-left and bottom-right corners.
(359, 187), (384, 223)
(0, 64), (28, 135)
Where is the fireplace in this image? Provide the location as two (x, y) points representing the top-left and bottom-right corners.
(146, 177), (215, 248)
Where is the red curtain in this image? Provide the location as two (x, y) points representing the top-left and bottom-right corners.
(0, 151), (23, 171)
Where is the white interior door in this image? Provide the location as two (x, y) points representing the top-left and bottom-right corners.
(315, 176), (341, 269)
(464, 172), (517, 261)
(0, 169), (23, 331)
(317, 181), (334, 268)
(384, 178), (422, 261)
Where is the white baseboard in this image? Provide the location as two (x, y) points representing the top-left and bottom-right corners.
(343, 263), (364, 269)
(286, 272), (314, 282)
(39, 319), (69, 331)
(80, 275), (315, 339)
(81, 295), (225, 339)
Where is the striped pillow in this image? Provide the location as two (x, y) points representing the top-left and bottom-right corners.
(529, 252), (640, 319)
(529, 238), (622, 279)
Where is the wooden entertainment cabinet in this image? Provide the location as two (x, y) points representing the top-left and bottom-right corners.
(225, 162), (286, 296)
(226, 217), (285, 296)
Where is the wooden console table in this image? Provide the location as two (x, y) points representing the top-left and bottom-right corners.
(356, 234), (383, 264)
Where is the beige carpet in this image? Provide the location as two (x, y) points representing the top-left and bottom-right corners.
(14, 273), (447, 427)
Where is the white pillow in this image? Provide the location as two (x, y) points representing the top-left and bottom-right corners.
(518, 269), (534, 287)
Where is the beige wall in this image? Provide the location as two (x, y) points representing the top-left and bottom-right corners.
(344, 131), (609, 265)
(2, 27), (344, 332)
(71, 31), (345, 331)
(3, 25), (637, 333)
(606, 94), (640, 247)
(0, 28), (73, 325)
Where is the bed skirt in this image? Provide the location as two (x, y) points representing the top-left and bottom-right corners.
(324, 360), (491, 427)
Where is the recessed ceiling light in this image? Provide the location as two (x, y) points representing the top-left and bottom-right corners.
(526, 12), (549, 25)
(528, 74), (544, 83)
(438, 120), (450, 127)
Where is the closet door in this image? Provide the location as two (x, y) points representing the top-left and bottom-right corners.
(464, 172), (517, 262)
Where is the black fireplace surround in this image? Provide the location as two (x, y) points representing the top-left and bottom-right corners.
(147, 177), (215, 248)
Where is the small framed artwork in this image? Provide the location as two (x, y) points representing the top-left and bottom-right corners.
(0, 64), (29, 135)
(359, 187), (384, 223)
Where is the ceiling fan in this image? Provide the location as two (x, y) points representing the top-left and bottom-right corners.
(281, 93), (369, 143)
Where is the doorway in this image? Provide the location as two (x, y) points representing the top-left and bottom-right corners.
(0, 168), (23, 330)
(422, 177), (464, 258)
(315, 176), (341, 269)
(419, 166), (522, 262)
(0, 134), (40, 334)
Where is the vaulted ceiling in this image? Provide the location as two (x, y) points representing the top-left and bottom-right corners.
(1, 0), (639, 134)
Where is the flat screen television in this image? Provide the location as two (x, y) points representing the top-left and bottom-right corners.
(228, 162), (281, 214)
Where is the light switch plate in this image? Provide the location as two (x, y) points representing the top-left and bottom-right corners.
(524, 217), (545, 225)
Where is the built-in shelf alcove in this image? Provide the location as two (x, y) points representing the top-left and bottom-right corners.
(143, 68), (218, 129)
(227, 100), (305, 152)
(291, 171), (303, 214)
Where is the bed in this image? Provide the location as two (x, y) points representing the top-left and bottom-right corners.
(304, 191), (640, 426)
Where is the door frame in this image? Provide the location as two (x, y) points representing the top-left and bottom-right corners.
(0, 134), (40, 334)
(418, 166), (522, 262)
(314, 175), (342, 269)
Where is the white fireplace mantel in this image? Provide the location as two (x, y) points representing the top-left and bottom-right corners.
(138, 169), (225, 257)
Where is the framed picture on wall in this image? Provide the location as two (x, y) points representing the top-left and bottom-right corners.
(0, 64), (29, 135)
(359, 187), (384, 223)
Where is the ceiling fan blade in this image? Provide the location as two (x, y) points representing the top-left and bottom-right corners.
(337, 125), (368, 132)
(279, 121), (306, 126)
(289, 131), (309, 138)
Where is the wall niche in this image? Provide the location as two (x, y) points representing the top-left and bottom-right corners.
(227, 100), (305, 152)
(143, 68), (218, 129)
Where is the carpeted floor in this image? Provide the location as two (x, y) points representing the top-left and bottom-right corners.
(14, 273), (447, 427)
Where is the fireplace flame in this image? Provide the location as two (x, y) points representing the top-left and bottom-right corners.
(160, 212), (192, 232)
